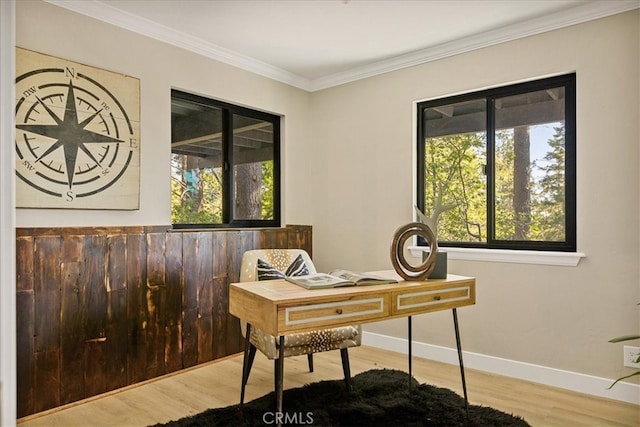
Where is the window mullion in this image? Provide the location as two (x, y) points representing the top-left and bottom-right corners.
(486, 97), (496, 246)
(416, 104), (426, 217)
(222, 109), (232, 224)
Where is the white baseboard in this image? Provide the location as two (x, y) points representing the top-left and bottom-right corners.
(362, 331), (640, 405)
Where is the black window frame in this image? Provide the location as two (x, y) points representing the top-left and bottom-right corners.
(416, 73), (576, 252)
(171, 89), (281, 229)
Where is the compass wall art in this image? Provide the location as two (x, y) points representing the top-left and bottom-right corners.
(15, 48), (140, 209)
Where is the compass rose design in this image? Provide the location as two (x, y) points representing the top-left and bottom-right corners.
(15, 48), (140, 209)
(17, 79), (125, 189)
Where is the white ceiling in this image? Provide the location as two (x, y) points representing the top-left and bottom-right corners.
(49, 0), (639, 91)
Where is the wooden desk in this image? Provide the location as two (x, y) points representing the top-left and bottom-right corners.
(229, 271), (476, 415)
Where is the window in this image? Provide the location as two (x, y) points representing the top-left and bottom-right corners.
(171, 90), (280, 227)
(417, 74), (576, 251)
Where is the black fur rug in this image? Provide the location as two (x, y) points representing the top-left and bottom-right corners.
(154, 369), (529, 426)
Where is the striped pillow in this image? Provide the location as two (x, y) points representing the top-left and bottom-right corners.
(257, 254), (309, 281)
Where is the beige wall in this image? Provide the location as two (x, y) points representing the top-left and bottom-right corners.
(16, 0), (314, 227)
(15, 1), (640, 391)
(310, 10), (640, 385)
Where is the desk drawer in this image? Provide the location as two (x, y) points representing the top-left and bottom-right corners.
(393, 285), (473, 314)
(279, 295), (389, 332)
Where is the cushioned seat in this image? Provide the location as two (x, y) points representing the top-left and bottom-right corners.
(248, 325), (360, 359)
(238, 249), (361, 403)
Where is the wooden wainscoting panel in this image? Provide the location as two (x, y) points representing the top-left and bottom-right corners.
(287, 224), (313, 258)
(224, 230), (257, 353)
(164, 232), (184, 374)
(260, 227), (289, 248)
(145, 232), (167, 380)
(126, 232), (148, 385)
(16, 236), (36, 416)
(59, 235), (86, 405)
(15, 225), (312, 417)
(84, 235), (109, 398)
(33, 236), (62, 413)
(16, 288), (35, 416)
(181, 232), (199, 369)
(212, 232), (229, 360)
(194, 232), (214, 365)
(105, 234), (129, 393)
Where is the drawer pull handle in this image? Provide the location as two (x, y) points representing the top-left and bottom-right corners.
(434, 295), (441, 301)
(335, 308), (343, 315)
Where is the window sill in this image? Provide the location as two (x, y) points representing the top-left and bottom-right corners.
(408, 246), (585, 266)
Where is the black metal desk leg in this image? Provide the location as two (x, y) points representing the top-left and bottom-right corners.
(408, 315), (412, 390)
(452, 308), (469, 417)
(240, 323), (252, 404)
(276, 335), (285, 417)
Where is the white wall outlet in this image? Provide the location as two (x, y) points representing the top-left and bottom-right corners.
(623, 345), (640, 368)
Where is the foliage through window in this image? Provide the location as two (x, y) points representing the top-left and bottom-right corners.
(171, 90), (280, 227)
(417, 74), (576, 251)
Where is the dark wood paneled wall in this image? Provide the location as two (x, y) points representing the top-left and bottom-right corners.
(16, 225), (312, 417)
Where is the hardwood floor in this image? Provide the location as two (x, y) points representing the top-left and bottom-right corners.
(17, 346), (639, 426)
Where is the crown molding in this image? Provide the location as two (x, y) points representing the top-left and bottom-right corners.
(309, 0), (640, 91)
(47, 0), (639, 93)
(45, 0), (310, 90)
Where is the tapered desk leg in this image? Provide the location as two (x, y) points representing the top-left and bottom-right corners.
(408, 315), (413, 390)
(452, 308), (469, 417)
(276, 335), (285, 418)
(240, 323), (252, 404)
